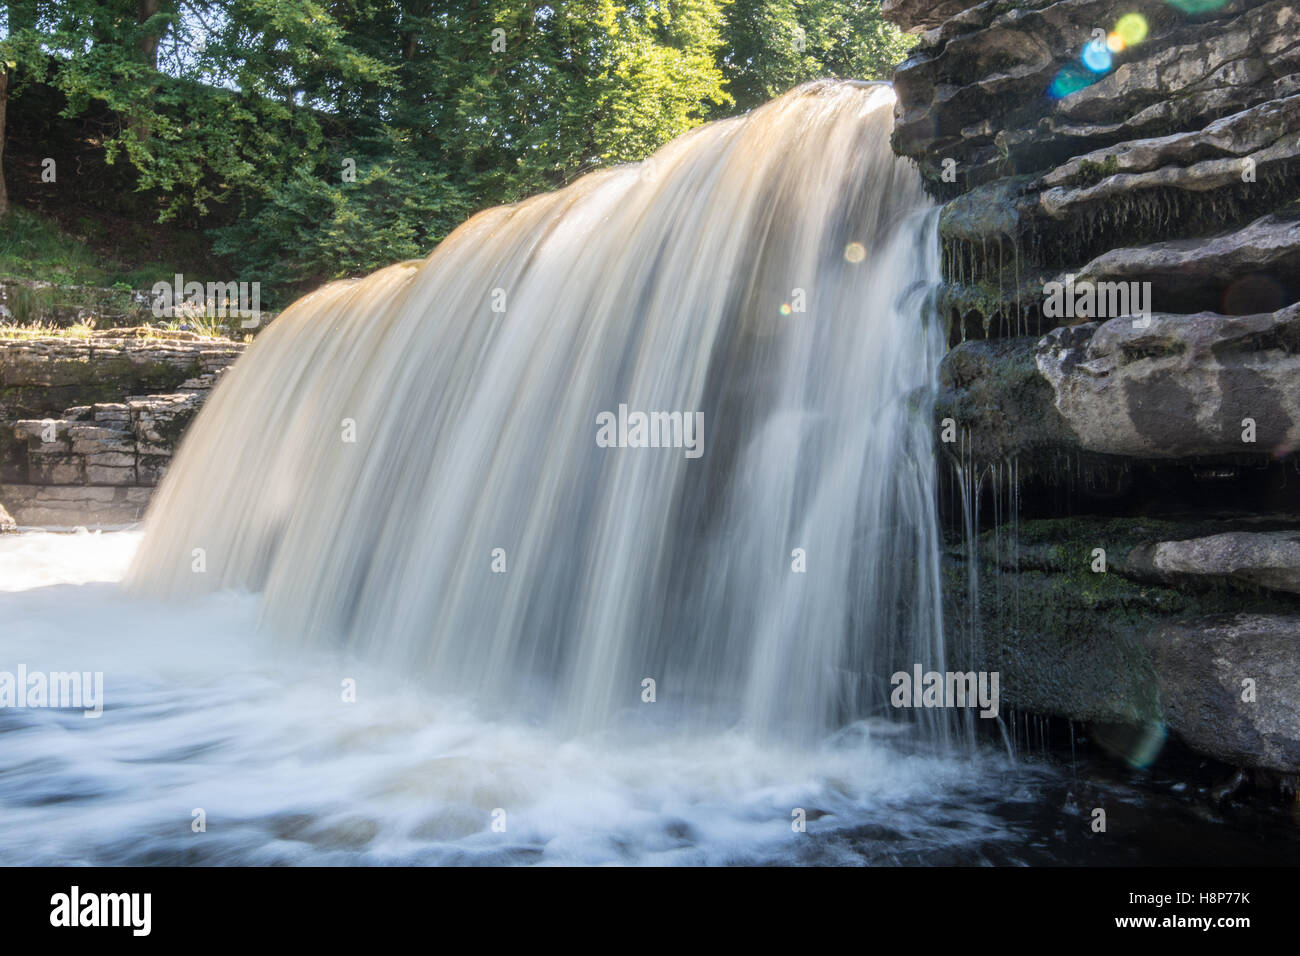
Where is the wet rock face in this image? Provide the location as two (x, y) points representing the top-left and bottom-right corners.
(950, 516), (1300, 769)
(896, 0), (1300, 776)
(1036, 304), (1300, 458)
(935, 334), (1083, 463)
(898, 0), (1300, 479)
(1149, 614), (1300, 774)
(891, 0), (1300, 344)
(1128, 531), (1300, 594)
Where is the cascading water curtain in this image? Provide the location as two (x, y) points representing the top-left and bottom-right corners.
(128, 80), (955, 745)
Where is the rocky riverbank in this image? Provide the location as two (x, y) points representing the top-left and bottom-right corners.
(888, 0), (1300, 780)
(0, 331), (243, 527)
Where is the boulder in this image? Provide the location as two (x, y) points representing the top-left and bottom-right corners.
(1128, 531), (1300, 595)
(1148, 614), (1300, 773)
(1036, 303), (1300, 459)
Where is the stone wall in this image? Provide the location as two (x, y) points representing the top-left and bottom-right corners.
(0, 332), (243, 528)
(887, 0), (1300, 778)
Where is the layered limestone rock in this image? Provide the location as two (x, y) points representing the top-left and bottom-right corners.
(1127, 530), (1300, 595)
(0, 332), (238, 420)
(891, 0), (1299, 203)
(1070, 213), (1300, 314)
(1036, 303), (1300, 459)
(948, 516), (1300, 773)
(889, 0), (1300, 347)
(893, 0), (1300, 775)
(0, 332), (242, 527)
(0, 484), (153, 528)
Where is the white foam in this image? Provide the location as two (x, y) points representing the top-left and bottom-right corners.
(0, 530), (1020, 865)
(0, 529), (140, 592)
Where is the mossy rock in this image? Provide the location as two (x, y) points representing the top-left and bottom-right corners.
(944, 516), (1300, 726)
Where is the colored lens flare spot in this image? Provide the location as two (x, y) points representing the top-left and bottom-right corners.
(1082, 38), (1113, 73)
(1164, 0), (1229, 13)
(1115, 12), (1149, 46)
(1049, 65), (1099, 99)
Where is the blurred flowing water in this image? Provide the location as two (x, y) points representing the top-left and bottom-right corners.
(127, 81), (949, 742)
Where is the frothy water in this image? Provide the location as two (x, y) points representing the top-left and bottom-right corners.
(126, 81), (951, 742)
(1, 532), (1032, 866)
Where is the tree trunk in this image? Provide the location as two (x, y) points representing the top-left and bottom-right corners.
(129, 0), (168, 144)
(2, 1), (39, 219)
(401, 3), (433, 60)
(138, 0), (163, 69)
(0, 68), (10, 220)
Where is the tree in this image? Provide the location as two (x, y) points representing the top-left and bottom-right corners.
(213, 1), (732, 289)
(717, 0), (915, 114)
(1, 0), (46, 218)
(2, 0), (908, 298)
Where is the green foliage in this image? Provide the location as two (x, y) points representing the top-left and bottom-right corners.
(718, 0), (917, 113)
(220, 0), (734, 287)
(1, 0), (914, 303)
(213, 137), (472, 287)
(590, 1), (732, 165)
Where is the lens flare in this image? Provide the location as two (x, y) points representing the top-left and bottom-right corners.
(779, 303), (792, 316)
(1049, 65), (1100, 99)
(1094, 721), (1168, 770)
(844, 241), (866, 263)
(1106, 32), (1125, 53)
(1223, 274), (1287, 315)
(1164, 0), (1229, 12)
(1115, 13), (1149, 45)
(1082, 38), (1113, 73)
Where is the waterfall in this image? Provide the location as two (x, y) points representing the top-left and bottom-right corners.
(127, 80), (948, 743)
